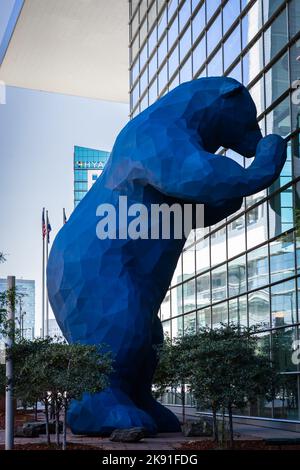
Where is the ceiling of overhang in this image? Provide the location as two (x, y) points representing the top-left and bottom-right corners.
(0, 0), (129, 103)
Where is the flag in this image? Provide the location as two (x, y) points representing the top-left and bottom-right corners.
(63, 208), (67, 225)
(42, 208), (47, 239)
(47, 213), (52, 244)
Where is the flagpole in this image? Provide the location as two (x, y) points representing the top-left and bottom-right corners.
(42, 207), (45, 338)
(45, 210), (49, 337)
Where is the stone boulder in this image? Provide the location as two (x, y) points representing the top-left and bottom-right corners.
(182, 419), (213, 437)
(15, 420), (63, 437)
(109, 427), (145, 442)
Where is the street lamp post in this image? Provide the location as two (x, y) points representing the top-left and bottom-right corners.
(5, 275), (15, 450)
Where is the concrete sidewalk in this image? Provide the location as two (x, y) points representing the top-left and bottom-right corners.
(0, 421), (299, 450)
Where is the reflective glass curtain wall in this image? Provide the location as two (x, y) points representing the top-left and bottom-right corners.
(129, 0), (300, 423)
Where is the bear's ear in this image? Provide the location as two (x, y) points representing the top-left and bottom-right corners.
(222, 81), (243, 98)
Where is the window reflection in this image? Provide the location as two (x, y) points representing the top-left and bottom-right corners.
(242, 0), (262, 49)
(196, 273), (210, 308)
(224, 25), (241, 72)
(223, 0), (240, 34)
(180, 25), (192, 60)
(248, 245), (269, 290)
(272, 327), (298, 372)
(196, 235), (210, 273)
(168, 18), (179, 49)
(271, 280), (296, 327)
(264, 10), (287, 65)
(248, 287), (270, 328)
(211, 227), (226, 266)
(172, 316), (183, 339)
(179, 0), (191, 32)
(229, 295), (248, 326)
(172, 285), (183, 317)
(246, 201), (268, 249)
(180, 55), (192, 83)
(228, 255), (246, 297)
(228, 214), (246, 258)
(169, 45), (179, 79)
(266, 96), (291, 138)
(192, 4), (205, 44)
(183, 312), (196, 334)
(211, 264), (227, 302)
(207, 48), (223, 76)
(265, 52), (289, 109)
(206, 13), (222, 56)
(212, 302), (228, 328)
(192, 36), (206, 74)
(243, 37), (264, 85)
(270, 233), (295, 283)
(206, 0), (221, 21)
(269, 187), (293, 237)
(183, 278), (196, 313)
(161, 292), (171, 320)
(197, 307), (211, 328)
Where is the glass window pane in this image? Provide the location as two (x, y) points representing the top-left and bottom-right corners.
(229, 295), (248, 326)
(272, 327), (298, 372)
(158, 34), (168, 66)
(197, 307), (211, 328)
(211, 226), (226, 265)
(211, 264), (227, 302)
(161, 292), (171, 320)
(192, 35), (206, 74)
(195, 236), (210, 275)
(180, 55), (192, 83)
(179, 0), (191, 32)
(246, 201), (268, 249)
(271, 280), (296, 328)
(266, 95), (291, 138)
(149, 51), (158, 81)
(168, 18), (179, 49)
(162, 320), (171, 337)
(228, 255), (247, 297)
(265, 52), (289, 108)
(192, 4), (205, 44)
(243, 37), (264, 85)
(172, 316), (183, 338)
(158, 7), (167, 39)
(172, 285), (183, 317)
(264, 10), (288, 65)
(168, 44), (179, 79)
(148, 26), (157, 55)
(289, 0), (300, 39)
(268, 187), (293, 237)
(226, 60), (242, 83)
(212, 302), (228, 328)
(207, 48), (223, 76)
(290, 43), (300, 132)
(228, 215), (246, 258)
(180, 24), (192, 60)
(184, 312), (197, 334)
(196, 273), (210, 308)
(248, 287), (270, 328)
(206, 0), (221, 21)
(249, 76), (265, 116)
(263, 0), (285, 22)
(182, 245), (195, 280)
(148, 78), (158, 105)
(223, 0), (240, 34)
(224, 25), (241, 72)
(242, 0), (263, 49)
(168, 0), (178, 20)
(248, 244), (269, 290)
(183, 278), (196, 313)
(207, 13), (222, 56)
(158, 63), (168, 93)
(270, 233), (295, 283)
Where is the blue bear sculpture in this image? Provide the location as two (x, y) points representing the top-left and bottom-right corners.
(47, 77), (287, 435)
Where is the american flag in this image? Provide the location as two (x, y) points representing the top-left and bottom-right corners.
(47, 213), (52, 244)
(63, 208), (67, 225)
(42, 209), (47, 239)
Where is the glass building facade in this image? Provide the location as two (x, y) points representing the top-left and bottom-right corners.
(74, 145), (110, 207)
(129, 0), (300, 423)
(0, 278), (35, 339)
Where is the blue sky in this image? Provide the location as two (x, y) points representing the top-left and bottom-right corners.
(0, 85), (128, 334)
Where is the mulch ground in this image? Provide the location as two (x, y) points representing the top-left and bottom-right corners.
(0, 443), (102, 450)
(180, 439), (300, 450)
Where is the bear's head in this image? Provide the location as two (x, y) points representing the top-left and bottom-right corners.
(216, 77), (262, 158)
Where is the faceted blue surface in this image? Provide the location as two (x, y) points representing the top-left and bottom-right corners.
(47, 77), (287, 435)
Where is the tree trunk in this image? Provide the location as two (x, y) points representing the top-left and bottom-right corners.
(228, 404), (234, 449)
(34, 401), (38, 422)
(212, 404), (219, 443)
(221, 407), (225, 448)
(55, 399), (60, 447)
(44, 400), (51, 446)
(62, 400), (67, 450)
(181, 383), (185, 425)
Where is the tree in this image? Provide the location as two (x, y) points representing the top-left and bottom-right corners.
(13, 340), (113, 449)
(176, 325), (278, 447)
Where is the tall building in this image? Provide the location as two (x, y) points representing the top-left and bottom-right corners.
(129, 0), (300, 427)
(74, 145), (110, 207)
(48, 318), (64, 341)
(0, 278), (35, 339)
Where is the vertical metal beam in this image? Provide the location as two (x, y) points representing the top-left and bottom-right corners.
(5, 275), (15, 450)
